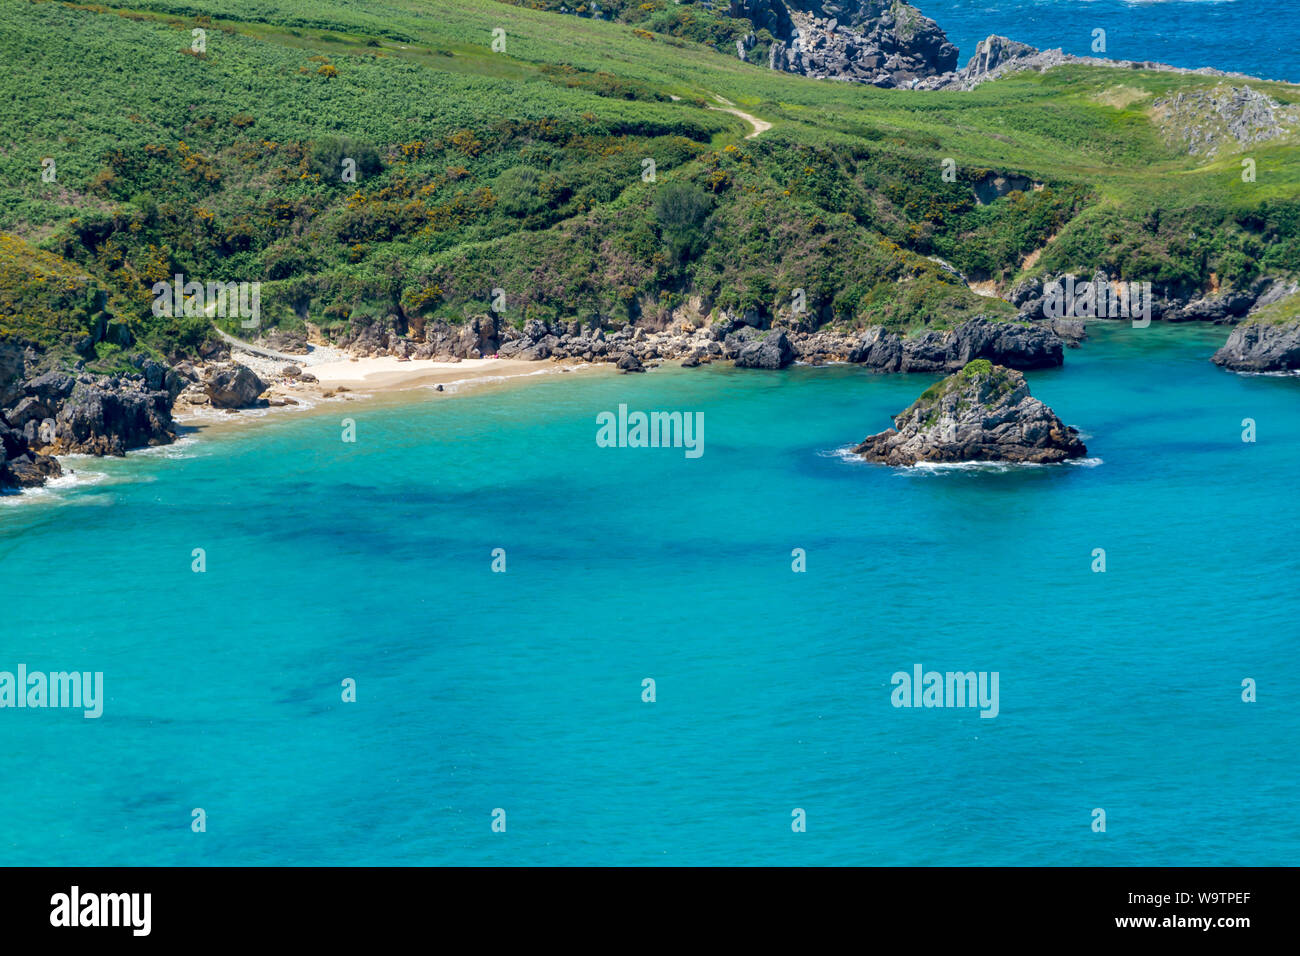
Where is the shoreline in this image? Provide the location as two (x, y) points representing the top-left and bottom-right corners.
(1, 356), (615, 504)
(174, 353), (615, 436)
(0, 321), (1284, 504)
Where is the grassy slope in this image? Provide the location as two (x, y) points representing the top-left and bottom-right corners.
(1242, 289), (1300, 325)
(2, 0), (1298, 368)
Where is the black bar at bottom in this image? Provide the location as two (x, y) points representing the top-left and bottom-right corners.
(0, 867), (1283, 941)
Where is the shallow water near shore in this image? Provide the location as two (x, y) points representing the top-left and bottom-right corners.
(1, 322), (1296, 865)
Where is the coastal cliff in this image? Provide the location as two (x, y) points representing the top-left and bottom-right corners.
(761, 0), (958, 88)
(311, 310), (1063, 373)
(1212, 287), (1300, 373)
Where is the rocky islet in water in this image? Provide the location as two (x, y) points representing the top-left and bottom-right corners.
(853, 359), (1087, 465)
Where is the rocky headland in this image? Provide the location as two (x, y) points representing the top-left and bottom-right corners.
(1211, 286), (1300, 372)
(916, 35), (1264, 91)
(757, 0), (958, 88)
(853, 359), (1087, 465)
(551, 3), (1274, 90)
(0, 340), (272, 492)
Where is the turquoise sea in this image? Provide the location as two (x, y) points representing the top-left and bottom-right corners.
(1, 323), (1296, 865)
(926, 0), (1299, 83)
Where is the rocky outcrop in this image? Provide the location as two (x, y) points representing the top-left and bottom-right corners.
(0, 342), (26, 409)
(918, 34), (1258, 92)
(0, 421), (61, 489)
(853, 359), (1087, 465)
(552, 0), (960, 88)
(0, 351), (176, 488)
(1211, 287), (1300, 371)
(203, 364), (268, 409)
(799, 316), (1062, 371)
(616, 352), (646, 373)
(1152, 85), (1299, 157)
(1011, 271), (1290, 326)
(256, 327), (310, 355)
(323, 313), (504, 361)
(764, 0), (958, 88)
(312, 310), (1064, 375)
(1212, 321), (1300, 372)
(734, 329), (795, 368)
(43, 379), (175, 456)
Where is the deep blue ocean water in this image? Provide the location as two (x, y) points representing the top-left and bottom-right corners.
(1, 323), (1296, 865)
(924, 0), (1300, 82)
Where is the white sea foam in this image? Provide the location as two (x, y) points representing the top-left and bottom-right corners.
(0, 467), (113, 507)
(0, 435), (207, 508)
(823, 445), (871, 465)
(1237, 368), (1300, 378)
(824, 445), (1102, 472)
(905, 457), (1103, 474)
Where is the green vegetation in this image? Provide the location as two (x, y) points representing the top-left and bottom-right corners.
(1, 0), (1297, 366)
(907, 358), (1020, 425)
(1240, 289), (1300, 325)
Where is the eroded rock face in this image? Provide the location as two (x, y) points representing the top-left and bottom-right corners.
(46, 380), (175, 456)
(0, 422), (62, 489)
(257, 328), (310, 355)
(0, 343), (28, 408)
(0, 357), (176, 488)
(1212, 321), (1300, 372)
(764, 0), (958, 88)
(839, 317), (1063, 372)
(853, 359), (1087, 465)
(1012, 272), (1288, 326)
(734, 329), (795, 368)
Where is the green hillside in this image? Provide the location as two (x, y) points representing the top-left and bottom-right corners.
(2, 0), (1298, 367)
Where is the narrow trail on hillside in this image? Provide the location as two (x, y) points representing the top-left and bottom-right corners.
(211, 324), (304, 362)
(693, 92), (773, 139)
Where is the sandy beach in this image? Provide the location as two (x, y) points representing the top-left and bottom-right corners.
(304, 355), (551, 391)
(171, 345), (611, 431)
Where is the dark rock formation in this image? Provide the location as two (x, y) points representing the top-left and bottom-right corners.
(761, 0), (958, 88)
(734, 329), (795, 368)
(828, 316), (1062, 371)
(1012, 271), (1287, 326)
(0, 418), (61, 489)
(45, 379), (175, 456)
(1212, 290), (1300, 371)
(0, 352), (177, 488)
(1213, 321), (1300, 372)
(853, 359), (1087, 465)
(204, 364), (268, 409)
(918, 34), (1037, 90)
(893, 316), (1062, 371)
(616, 352), (646, 373)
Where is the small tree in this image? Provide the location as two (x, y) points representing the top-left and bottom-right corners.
(653, 181), (713, 265)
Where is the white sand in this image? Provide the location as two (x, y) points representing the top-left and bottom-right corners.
(303, 356), (549, 390)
